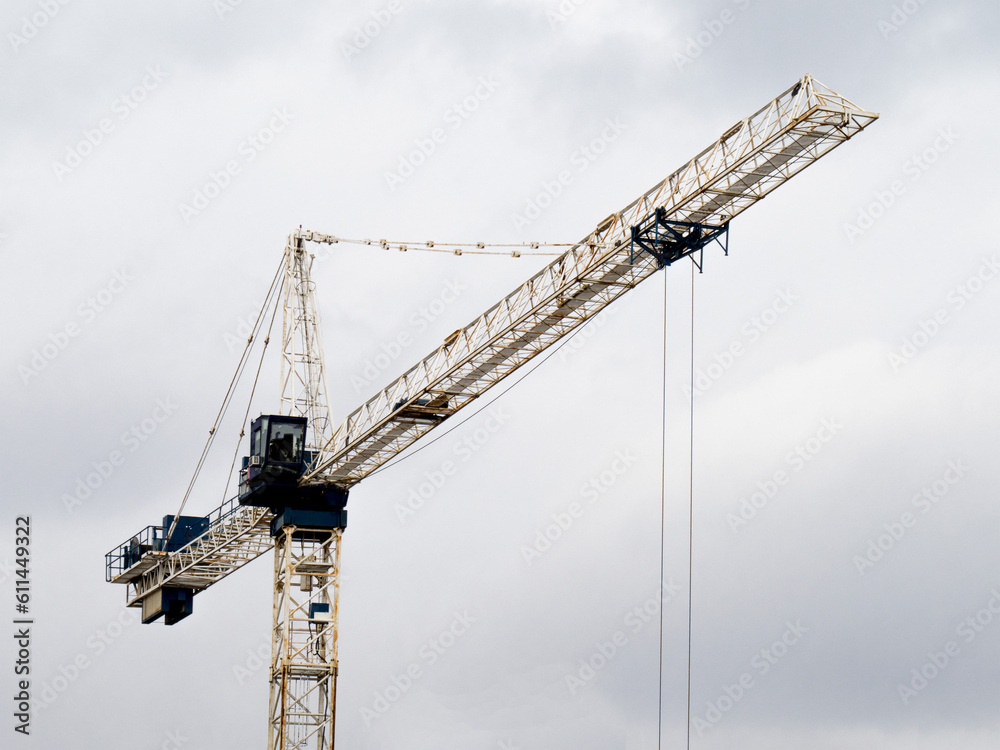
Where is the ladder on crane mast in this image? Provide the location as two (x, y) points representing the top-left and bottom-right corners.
(105, 73), (878, 749)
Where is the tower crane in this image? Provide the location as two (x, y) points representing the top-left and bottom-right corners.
(105, 74), (877, 749)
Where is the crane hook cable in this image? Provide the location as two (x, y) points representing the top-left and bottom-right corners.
(164, 255), (285, 546)
(684, 261), (696, 750)
(658, 260), (697, 750)
(658, 267), (667, 749)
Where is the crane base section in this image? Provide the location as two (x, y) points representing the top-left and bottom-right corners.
(269, 526), (342, 750)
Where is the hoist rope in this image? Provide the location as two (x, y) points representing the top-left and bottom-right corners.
(657, 268), (667, 750)
(301, 231), (613, 257)
(163, 255), (285, 546)
(685, 261), (696, 750)
(659, 260), (697, 749)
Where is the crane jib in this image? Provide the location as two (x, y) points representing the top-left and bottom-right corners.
(303, 74), (879, 489)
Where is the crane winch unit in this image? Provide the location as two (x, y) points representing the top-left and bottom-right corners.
(105, 74), (878, 749)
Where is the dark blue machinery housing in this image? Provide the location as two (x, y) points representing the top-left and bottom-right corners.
(110, 514), (211, 577)
(162, 514), (209, 550)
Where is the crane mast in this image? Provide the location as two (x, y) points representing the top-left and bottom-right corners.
(105, 74), (878, 749)
(270, 234), (342, 749)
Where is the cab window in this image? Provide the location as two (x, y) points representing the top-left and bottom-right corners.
(268, 422), (304, 464)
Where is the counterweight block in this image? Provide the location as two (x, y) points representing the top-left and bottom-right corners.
(141, 587), (194, 625)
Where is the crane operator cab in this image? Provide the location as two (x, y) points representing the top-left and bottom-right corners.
(239, 415), (308, 504)
(238, 414), (348, 531)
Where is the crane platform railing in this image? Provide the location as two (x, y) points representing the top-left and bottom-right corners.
(106, 495), (274, 607)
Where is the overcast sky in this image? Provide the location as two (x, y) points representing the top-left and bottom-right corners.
(2, 1), (999, 748)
